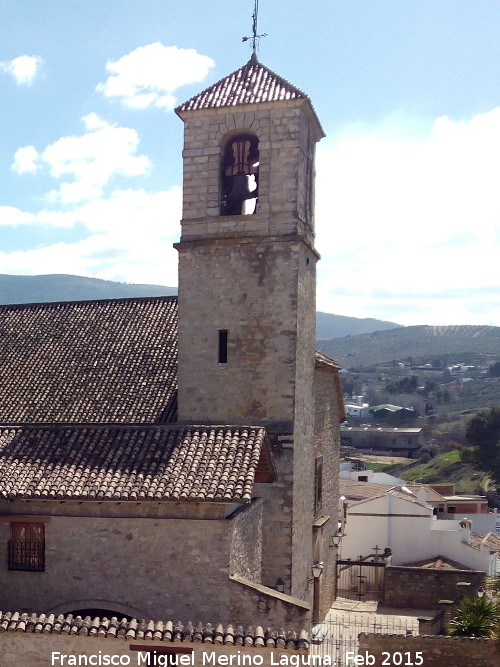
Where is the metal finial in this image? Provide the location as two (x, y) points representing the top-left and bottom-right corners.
(242, 0), (267, 56)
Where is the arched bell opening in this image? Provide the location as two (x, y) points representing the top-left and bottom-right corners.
(220, 133), (259, 215)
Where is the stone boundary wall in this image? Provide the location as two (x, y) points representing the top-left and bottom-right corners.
(0, 633), (308, 667)
(383, 565), (484, 608)
(358, 633), (497, 667)
(229, 574), (309, 627)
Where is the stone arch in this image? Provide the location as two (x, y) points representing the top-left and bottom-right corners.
(46, 599), (149, 620)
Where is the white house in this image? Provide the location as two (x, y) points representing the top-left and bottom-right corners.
(340, 486), (498, 576)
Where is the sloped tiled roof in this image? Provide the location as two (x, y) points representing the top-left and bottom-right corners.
(315, 350), (341, 369)
(469, 531), (500, 552)
(0, 425), (271, 502)
(0, 297), (178, 424)
(176, 55), (309, 113)
(406, 483), (447, 503)
(402, 555), (471, 570)
(0, 611), (309, 649)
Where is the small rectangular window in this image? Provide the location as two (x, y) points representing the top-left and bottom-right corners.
(314, 456), (323, 513)
(218, 329), (228, 364)
(9, 522), (45, 571)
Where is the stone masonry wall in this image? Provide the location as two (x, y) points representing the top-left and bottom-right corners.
(359, 633), (497, 667)
(1, 514), (241, 622)
(176, 95), (322, 611)
(253, 439), (294, 594)
(178, 100), (319, 245)
(313, 363), (342, 616)
(290, 243), (317, 601)
(229, 499), (263, 583)
(177, 238), (304, 424)
(0, 633), (308, 667)
(383, 566), (484, 608)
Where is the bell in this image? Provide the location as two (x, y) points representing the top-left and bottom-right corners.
(228, 172), (253, 203)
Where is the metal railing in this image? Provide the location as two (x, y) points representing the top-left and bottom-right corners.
(8, 540), (45, 571)
(309, 611), (418, 667)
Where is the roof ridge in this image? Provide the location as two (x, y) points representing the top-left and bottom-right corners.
(0, 423), (267, 430)
(0, 294), (178, 310)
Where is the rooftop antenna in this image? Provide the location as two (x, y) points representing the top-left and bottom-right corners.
(242, 0), (267, 57)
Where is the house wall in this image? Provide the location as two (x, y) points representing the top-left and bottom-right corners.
(359, 633), (497, 667)
(342, 499), (492, 572)
(0, 503), (275, 625)
(342, 495), (431, 560)
(454, 511), (500, 535)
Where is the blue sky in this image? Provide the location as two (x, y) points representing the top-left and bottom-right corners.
(1, 0), (500, 325)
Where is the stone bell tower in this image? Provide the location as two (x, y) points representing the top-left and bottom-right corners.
(175, 56), (325, 599)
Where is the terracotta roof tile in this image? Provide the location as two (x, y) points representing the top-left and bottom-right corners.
(402, 555), (472, 570)
(0, 611), (309, 649)
(470, 531), (500, 552)
(0, 296), (178, 424)
(0, 425), (269, 502)
(175, 55), (309, 113)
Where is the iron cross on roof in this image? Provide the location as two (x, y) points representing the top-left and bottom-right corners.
(242, 0), (268, 55)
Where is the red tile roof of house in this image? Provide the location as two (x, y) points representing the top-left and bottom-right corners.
(0, 425), (272, 502)
(469, 531), (500, 552)
(0, 611), (309, 649)
(402, 555), (472, 570)
(0, 297), (178, 424)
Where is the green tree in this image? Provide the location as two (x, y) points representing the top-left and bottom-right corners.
(466, 407), (500, 485)
(448, 596), (500, 637)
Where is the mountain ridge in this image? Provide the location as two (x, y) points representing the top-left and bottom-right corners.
(317, 324), (500, 367)
(0, 274), (400, 340)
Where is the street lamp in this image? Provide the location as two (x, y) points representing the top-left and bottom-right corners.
(311, 562), (324, 624)
(329, 532), (342, 550)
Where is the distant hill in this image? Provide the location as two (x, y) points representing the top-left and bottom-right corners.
(316, 312), (401, 339)
(0, 274), (176, 304)
(0, 274), (402, 340)
(318, 324), (500, 367)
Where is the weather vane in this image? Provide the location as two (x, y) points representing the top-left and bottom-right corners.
(242, 0), (267, 56)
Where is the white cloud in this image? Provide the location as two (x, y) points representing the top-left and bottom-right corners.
(23, 113), (152, 203)
(0, 186), (182, 286)
(315, 108), (500, 325)
(0, 55), (43, 85)
(96, 43), (214, 110)
(11, 146), (40, 174)
(0, 206), (36, 226)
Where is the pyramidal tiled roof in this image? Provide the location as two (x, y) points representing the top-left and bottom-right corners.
(176, 54), (309, 113)
(0, 296), (178, 424)
(0, 425), (271, 502)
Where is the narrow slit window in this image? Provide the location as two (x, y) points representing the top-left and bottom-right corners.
(218, 330), (228, 364)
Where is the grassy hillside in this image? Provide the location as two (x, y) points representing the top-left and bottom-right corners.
(318, 324), (500, 367)
(384, 450), (490, 494)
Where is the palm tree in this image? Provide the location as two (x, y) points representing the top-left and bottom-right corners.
(448, 596), (500, 638)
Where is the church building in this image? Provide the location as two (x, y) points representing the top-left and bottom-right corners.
(0, 56), (344, 627)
